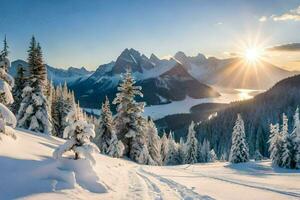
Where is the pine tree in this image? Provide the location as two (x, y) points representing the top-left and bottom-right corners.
(254, 149), (263, 161)
(178, 137), (186, 164)
(113, 69), (149, 164)
(11, 66), (26, 114)
(184, 121), (198, 164)
(280, 113), (292, 168)
(51, 83), (75, 137)
(291, 107), (300, 169)
(1, 36), (9, 59)
(97, 96), (115, 154)
(146, 119), (162, 165)
(199, 139), (210, 162)
(229, 114), (249, 163)
(160, 131), (169, 165)
(165, 132), (180, 165)
(0, 36), (10, 72)
(107, 131), (125, 158)
(17, 37), (52, 134)
(209, 149), (217, 162)
(53, 104), (100, 164)
(0, 37), (16, 139)
(268, 123), (283, 166)
(220, 151), (228, 162)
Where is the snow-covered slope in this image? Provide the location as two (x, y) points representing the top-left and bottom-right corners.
(0, 129), (299, 200)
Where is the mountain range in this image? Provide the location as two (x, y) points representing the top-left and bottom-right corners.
(10, 48), (296, 109)
(10, 59), (92, 85)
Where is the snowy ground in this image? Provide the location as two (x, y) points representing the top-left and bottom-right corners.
(0, 129), (299, 200)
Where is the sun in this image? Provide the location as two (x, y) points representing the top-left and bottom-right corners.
(244, 47), (263, 63)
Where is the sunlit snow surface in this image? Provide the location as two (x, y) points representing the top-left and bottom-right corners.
(0, 129), (299, 200)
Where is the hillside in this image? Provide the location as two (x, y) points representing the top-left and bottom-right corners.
(195, 74), (300, 158)
(0, 129), (299, 200)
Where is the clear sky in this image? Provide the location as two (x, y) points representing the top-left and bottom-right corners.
(1, 0), (300, 70)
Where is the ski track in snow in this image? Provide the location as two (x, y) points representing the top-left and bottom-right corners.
(139, 167), (215, 200)
(176, 167), (300, 199)
(136, 169), (163, 200)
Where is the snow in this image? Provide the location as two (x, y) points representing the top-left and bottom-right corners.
(0, 103), (16, 127)
(0, 129), (299, 200)
(144, 92), (240, 120)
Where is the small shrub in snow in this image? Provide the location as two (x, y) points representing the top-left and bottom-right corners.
(53, 105), (100, 165)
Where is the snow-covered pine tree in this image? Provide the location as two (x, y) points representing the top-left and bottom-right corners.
(107, 131), (125, 158)
(166, 131), (181, 165)
(280, 113), (293, 168)
(291, 107), (300, 169)
(178, 137), (186, 164)
(53, 104), (100, 164)
(0, 37), (16, 139)
(97, 96), (115, 154)
(229, 114), (249, 163)
(146, 118), (162, 165)
(0, 36), (9, 72)
(51, 84), (61, 136)
(51, 83), (75, 137)
(184, 121), (198, 164)
(113, 69), (150, 164)
(209, 149), (217, 162)
(17, 37), (52, 134)
(160, 131), (169, 165)
(254, 149), (263, 161)
(11, 65), (26, 114)
(220, 151), (228, 162)
(268, 123), (282, 166)
(199, 139), (210, 162)
(45, 80), (53, 117)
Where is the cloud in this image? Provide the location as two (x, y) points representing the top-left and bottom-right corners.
(223, 52), (237, 57)
(271, 5), (300, 21)
(259, 16), (267, 22)
(268, 43), (300, 51)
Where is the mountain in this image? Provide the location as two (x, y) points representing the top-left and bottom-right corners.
(10, 59), (92, 85)
(174, 52), (295, 89)
(69, 48), (220, 108)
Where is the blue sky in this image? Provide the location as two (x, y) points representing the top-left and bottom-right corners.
(1, 0), (300, 70)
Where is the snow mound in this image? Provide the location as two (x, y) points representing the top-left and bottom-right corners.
(0, 103), (16, 127)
